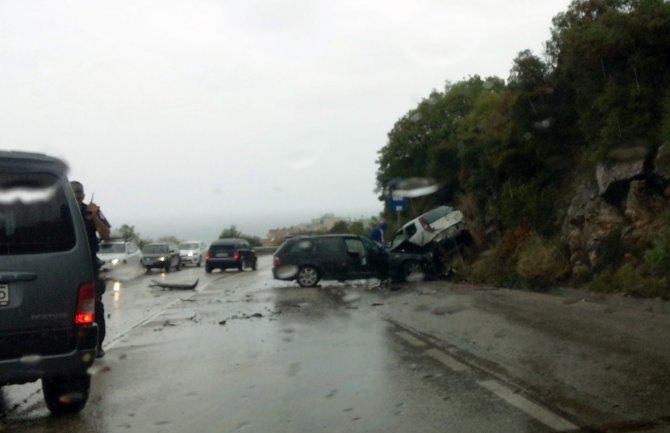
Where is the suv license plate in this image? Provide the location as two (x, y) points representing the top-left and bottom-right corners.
(0, 285), (8, 306)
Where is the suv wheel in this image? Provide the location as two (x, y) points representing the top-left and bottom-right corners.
(205, 266), (212, 274)
(42, 374), (90, 415)
(251, 258), (257, 271)
(297, 266), (320, 287)
(238, 259), (245, 272)
(165, 261), (171, 273)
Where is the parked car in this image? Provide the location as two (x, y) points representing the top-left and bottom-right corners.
(98, 239), (142, 272)
(272, 234), (388, 287)
(206, 238), (257, 273)
(390, 205), (465, 249)
(178, 240), (206, 267)
(141, 242), (181, 272)
(0, 151), (98, 414)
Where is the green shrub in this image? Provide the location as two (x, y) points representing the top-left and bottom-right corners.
(643, 212), (670, 278)
(516, 235), (570, 289)
(589, 264), (668, 299)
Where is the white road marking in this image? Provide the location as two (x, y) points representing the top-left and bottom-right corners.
(395, 331), (428, 348)
(425, 348), (470, 372)
(478, 380), (579, 432)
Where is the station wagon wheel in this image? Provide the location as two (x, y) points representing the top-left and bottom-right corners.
(403, 260), (424, 281)
(297, 266), (320, 287)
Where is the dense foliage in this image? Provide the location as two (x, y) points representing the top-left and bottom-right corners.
(375, 0), (670, 291)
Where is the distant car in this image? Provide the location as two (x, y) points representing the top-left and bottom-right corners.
(141, 242), (181, 272)
(272, 234), (388, 287)
(390, 205), (465, 248)
(0, 151), (98, 414)
(178, 240), (206, 267)
(98, 240), (142, 272)
(205, 238), (257, 273)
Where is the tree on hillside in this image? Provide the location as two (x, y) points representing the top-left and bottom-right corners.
(329, 220), (349, 234)
(219, 225), (241, 239)
(117, 224), (147, 247)
(548, 0), (670, 158)
(219, 225), (262, 247)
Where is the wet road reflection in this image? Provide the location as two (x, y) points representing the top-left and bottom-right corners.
(2, 258), (561, 432)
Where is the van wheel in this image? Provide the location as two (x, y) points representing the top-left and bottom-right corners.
(297, 266), (320, 287)
(42, 374), (90, 415)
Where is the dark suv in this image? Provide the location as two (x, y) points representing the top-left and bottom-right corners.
(205, 238), (257, 273)
(0, 151), (99, 414)
(272, 234), (387, 287)
(141, 242), (182, 272)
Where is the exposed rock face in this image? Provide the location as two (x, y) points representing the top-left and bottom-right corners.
(563, 146), (668, 276)
(563, 182), (625, 271)
(654, 143), (670, 180)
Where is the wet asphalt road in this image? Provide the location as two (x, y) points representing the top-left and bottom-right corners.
(1, 257), (669, 432)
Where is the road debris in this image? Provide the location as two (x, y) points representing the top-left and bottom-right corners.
(149, 278), (199, 290)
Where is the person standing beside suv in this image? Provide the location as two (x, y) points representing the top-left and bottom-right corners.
(70, 180), (111, 358)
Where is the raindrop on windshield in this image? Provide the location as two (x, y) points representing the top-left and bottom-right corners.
(87, 364), (111, 376)
(342, 293), (361, 303)
(533, 118), (552, 129)
(393, 177), (439, 198)
(0, 184), (59, 204)
(58, 392), (85, 403)
(19, 354), (42, 364)
(409, 112), (422, 122)
(274, 265), (298, 279)
(406, 272), (426, 283)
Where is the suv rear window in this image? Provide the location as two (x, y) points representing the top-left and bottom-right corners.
(0, 173), (75, 255)
(421, 206), (452, 224)
(210, 244), (237, 253)
(143, 244), (169, 254)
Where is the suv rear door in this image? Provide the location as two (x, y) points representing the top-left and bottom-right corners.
(0, 156), (93, 335)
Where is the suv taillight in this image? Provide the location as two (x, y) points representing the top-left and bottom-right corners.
(419, 218), (434, 233)
(234, 252), (240, 261)
(75, 283), (95, 325)
(273, 257), (281, 268)
(205, 255), (211, 261)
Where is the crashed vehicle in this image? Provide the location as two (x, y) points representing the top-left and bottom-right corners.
(388, 205), (470, 280)
(385, 239), (436, 281)
(390, 205), (465, 248)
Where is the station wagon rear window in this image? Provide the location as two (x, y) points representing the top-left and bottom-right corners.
(0, 173), (75, 255)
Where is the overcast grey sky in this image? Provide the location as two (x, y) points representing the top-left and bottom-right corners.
(0, 0), (571, 239)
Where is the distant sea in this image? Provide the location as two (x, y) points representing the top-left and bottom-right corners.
(115, 210), (379, 243)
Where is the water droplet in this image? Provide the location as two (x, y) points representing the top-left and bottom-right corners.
(275, 265), (298, 279)
(58, 392), (84, 404)
(81, 353), (94, 363)
(20, 354), (42, 364)
(406, 272), (426, 283)
(87, 364), (111, 376)
(409, 112), (422, 122)
(342, 293), (361, 303)
(533, 118), (552, 129)
(393, 177), (439, 198)
(0, 185), (59, 204)
(523, 132), (532, 140)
